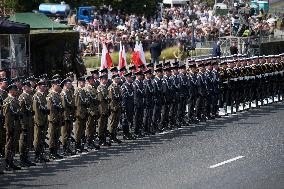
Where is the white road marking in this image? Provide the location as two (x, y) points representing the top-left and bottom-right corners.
(209, 156), (244, 168)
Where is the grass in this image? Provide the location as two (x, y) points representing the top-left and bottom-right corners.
(84, 46), (212, 68)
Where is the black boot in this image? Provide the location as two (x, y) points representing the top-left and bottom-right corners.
(5, 159), (21, 171)
(109, 134), (122, 144)
(99, 137), (111, 146)
(21, 155), (36, 167)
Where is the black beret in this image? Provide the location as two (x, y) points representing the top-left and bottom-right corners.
(90, 69), (99, 74)
(146, 63), (154, 68)
(60, 79), (71, 87)
(129, 65), (136, 70)
(112, 74), (120, 79)
(22, 80), (31, 87)
(119, 67), (127, 72)
(135, 70), (143, 76)
(155, 68), (163, 73)
(6, 84), (17, 91)
(144, 69), (152, 75)
(99, 75), (108, 79)
(85, 76), (94, 81)
(77, 77), (85, 82)
(124, 72), (132, 77)
(52, 74), (61, 80)
(100, 68), (108, 73)
(156, 63), (163, 68)
(110, 67), (118, 72)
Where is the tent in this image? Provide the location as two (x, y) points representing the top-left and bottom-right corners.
(8, 12), (71, 30)
(0, 18), (30, 34)
(163, 0), (189, 6)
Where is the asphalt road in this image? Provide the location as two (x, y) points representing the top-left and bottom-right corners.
(0, 102), (284, 189)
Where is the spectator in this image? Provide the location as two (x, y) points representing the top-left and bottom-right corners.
(230, 42), (238, 55)
(212, 41), (222, 57)
(149, 39), (162, 65)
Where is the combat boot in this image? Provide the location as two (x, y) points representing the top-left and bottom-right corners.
(5, 159), (21, 171)
(109, 134), (122, 144)
(99, 137), (111, 146)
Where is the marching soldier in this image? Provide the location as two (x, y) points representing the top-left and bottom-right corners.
(0, 78), (8, 157)
(121, 72), (135, 140)
(47, 79), (64, 159)
(85, 76), (100, 149)
(97, 75), (111, 146)
(187, 63), (199, 123)
(60, 79), (76, 156)
(108, 74), (122, 143)
(91, 69), (100, 89)
(3, 84), (21, 170)
(74, 77), (89, 153)
(133, 70), (145, 137)
(178, 64), (188, 124)
(18, 81), (36, 166)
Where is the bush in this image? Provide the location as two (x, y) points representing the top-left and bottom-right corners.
(84, 46), (211, 68)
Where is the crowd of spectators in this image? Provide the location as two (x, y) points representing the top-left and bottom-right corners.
(73, 1), (282, 57)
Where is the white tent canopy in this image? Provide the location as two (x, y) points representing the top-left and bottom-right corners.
(163, 0), (188, 6)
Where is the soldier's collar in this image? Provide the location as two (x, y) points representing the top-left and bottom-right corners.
(8, 93), (16, 98)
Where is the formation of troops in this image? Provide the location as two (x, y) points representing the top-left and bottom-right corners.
(1, 53), (284, 174)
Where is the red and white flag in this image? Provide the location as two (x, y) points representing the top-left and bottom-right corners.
(100, 43), (113, 70)
(131, 41), (145, 68)
(119, 41), (127, 69)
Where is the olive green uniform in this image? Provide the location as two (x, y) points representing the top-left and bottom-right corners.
(33, 91), (48, 157)
(108, 83), (122, 137)
(61, 88), (75, 149)
(85, 84), (99, 146)
(97, 84), (109, 140)
(18, 91), (34, 159)
(74, 87), (88, 149)
(3, 94), (20, 163)
(47, 91), (64, 155)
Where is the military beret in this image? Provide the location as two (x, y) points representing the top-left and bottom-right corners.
(188, 64), (196, 68)
(0, 77), (9, 83)
(11, 77), (20, 83)
(179, 64), (186, 69)
(38, 74), (48, 79)
(163, 67), (172, 72)
(163, 61), (171, 67)
(172, 61), (179, 67)
(138, 64), (145, 69)
(60, 79), (71, 87)
(110, 67), (118, 72)
(52, 74), (61, 80)
(129, 65), (136, 70)
(50, 79), (61, 85)
(22, 80), (31, 87)
(36, 79), (46, 86)
(156, 63), (163, 68)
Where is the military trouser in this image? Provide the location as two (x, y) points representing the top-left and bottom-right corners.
(5, 126), (18, 161)
(75, 117), (86, 144)
(205, 93), (213, 117)
(14, 119), (20, 153)
(98, 114), (108, 138)
(143, 106), (154, 133)
(109, 110), (121, 136)
(161, 104), (170, 128)
(49, 121), (61, 152)
(86, 115), (98, 144)
(188, 96), (197, 119)
(122, 107), (134, 135)
(34, 124), (47, 156)
(152, 104), (162, 131)
(212, 93), (219, 115)
(61, 120), (73, 147)
(178, 97), (187, 122)
(0, 120), (5, 156)
(195, 95), (205, 118)
(134, 107), (144, 135)
(19, 116), (33, 157)
(169, 100), (179, 125)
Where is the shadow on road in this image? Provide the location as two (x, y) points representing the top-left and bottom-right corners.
(0, 102), (283, 188)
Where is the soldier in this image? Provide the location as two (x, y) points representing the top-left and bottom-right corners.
(0, 78), (8, 158)
(143, 69), (155, 135)
(169, 62), (181, 126)
(18, 81), (36, 166)
(65, 72), (75, 93)
(121, 72), (135, 140)
(33, 80), (50, 163)
(74, 77), (89, 153)
(60, 79), (76, 156)
(187, 63), (199, 123)
(133, 70), (145, 137)
(152, 67), (164, 133)
(3, 84), (21, 170)
(108, 74), (122, 143)
(161, 67), (173, 130)
(91, 69), (100, 89)
(47, 79), (64, 159)
(97, 75), (111, 146)
(100, 68), (112, 88)
(178, 64), (188, 124)
(85, 76), (100, 149)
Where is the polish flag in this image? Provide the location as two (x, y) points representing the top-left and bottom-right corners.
(100, 43), (113, 70)
(131, 41), (145, 68)
(119, 41), (127, 69)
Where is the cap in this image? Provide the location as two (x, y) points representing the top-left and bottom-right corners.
(112, 74), (120, 79)
(155, 68), (163, 73)
(124, 72), (132, 77)
(146, 63), (154, 68)
(52, 74), (61, 80)
(100, 68), (108, 73)
(77, 77), (85, 82)
(22, 80), (31, 87)
(85, 76), (94, 81)
(90, 69), (99, 74)
(135, 70), (143, 76)
(6, 84), (17, 91)
(129, 65), (136, 70)
(99, 75), (108, 80)
(50, 79), (61, 85)
(144, 69), (152, 75)
(110, 67), (118, 72)
(36, 80), (46, 87)
(60, 79), (71, 87)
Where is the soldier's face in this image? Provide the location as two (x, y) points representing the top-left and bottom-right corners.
(79, 81), (85, 88)
(101, 78), (107, 84)
(126, 77), (133, 83)
(10, 89), (17, 96)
